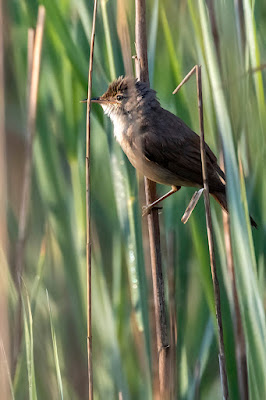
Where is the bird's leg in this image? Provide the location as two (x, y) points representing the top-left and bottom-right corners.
(142, 186), (181, 216)
(172, 65), (197, 94)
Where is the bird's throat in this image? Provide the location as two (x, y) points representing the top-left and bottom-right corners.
(103, 107), (127, 145)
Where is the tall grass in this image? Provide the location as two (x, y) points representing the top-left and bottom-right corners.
(3, 0), (266, 399)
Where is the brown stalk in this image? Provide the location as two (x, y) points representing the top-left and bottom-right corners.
(221, 155), (248, 400)
(86, 1), (98, 399)
(172, 65), (196, 94)
(196, 65), (229, 399)
(135, 1), (170, 399)
(13, 6), (45, 375)
(116, 10), (156, 393)
(138, 173), (160, 400)
(0, 0), (10, 398)
(167, 230), (177, 400)
(173, 64), (230, 396)
(27, 29), (35, 105)
(207, 3), (248, 395)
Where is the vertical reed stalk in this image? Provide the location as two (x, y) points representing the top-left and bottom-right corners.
(0, 0), (10, 398)
(167, 230), (177, 400)
(196, 65), (229, 399)
(86, 1), (98, 399)
(208, 3), (248, 392)
(223, 211), (248, 400)
(13, 6), (45, 375)
(138, 175), (160, 400)
(135, 1), (170, 398)
(221, 152), (248, 399)
(211, 0), (249, 390)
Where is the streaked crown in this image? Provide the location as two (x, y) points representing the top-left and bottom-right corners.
(98, 76), (159, 118)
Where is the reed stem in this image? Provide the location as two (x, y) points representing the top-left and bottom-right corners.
(196, 65), (229, 400)
(135, 1), (170, 398)
(85, 1), (98, 398)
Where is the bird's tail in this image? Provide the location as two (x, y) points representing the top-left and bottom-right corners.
(211, 191), (257, 229)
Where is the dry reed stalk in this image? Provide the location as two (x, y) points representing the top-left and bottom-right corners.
(0, 0), (10, 398)
(135, 1), (170, 398)
(207, 4), (248, 395)
(138, 174), (160, 400)
(85, 1), (98, 398)
(196, 65), (229, 399)
(13, 6), (45, 375)
(221, 152), (248, 400)
(27, 29), (35, 105)
(167, 230), (177, 400)
(222, 162), (246, 393)
(223, 210), (248, 400)
(173, 64), (230, 397)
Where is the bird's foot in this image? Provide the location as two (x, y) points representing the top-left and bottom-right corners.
(142, 205), (162, 217)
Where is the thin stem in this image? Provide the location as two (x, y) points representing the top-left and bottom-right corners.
(167, 230), (177, 400)
(208, 2), (249, 392)
(172, 65), (196, 94)
(221, 153), (248, 400)
(135, 1), (170, 398)
(138, 175), (160, 400)
(27, 29), (35, 105)
(13, 6), (45, 376)
(223, 210), (248, 399)
(0, 0), (10, 398)
(196, 65), (229, 399)
(86, 1), (98, 399)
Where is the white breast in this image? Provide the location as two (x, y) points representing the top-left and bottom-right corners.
(101, 104), (126, 145)
(111, 113), (126, 144)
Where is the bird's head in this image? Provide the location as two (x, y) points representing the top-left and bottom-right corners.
(83, 76), (158, 122)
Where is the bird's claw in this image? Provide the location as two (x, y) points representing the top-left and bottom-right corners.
(142, 205), (163, 217)
(142, 205), (152, 217)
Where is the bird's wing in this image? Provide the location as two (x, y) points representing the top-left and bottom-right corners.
(136, 110), (225, 189)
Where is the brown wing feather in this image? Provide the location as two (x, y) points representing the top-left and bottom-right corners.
(135, 107), (225, 192)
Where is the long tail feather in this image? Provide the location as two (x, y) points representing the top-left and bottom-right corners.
(211, 191), (257, 229)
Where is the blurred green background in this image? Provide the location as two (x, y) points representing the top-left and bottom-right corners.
(2, 0), (266, 399)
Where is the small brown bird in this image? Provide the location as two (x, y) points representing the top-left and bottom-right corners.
(89, 76), (257, 227)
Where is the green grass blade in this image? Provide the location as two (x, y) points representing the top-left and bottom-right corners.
(101, 0), (116, 81)
(39, 0), (88, 87)
(23, 294), (38, 400)
(198, 1), (266, 398)
(46, 290), (64, 400)
(243, 0), (265, 111)
(0, 338), (15, 400)
(188, 317), (214, 400)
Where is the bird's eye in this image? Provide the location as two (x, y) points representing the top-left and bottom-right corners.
(116, 95), (123, 101)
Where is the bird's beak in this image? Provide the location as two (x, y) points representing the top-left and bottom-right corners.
(91, 97), (103, 103)
(80, 97), (103, 103)
(80, 97), (117, 104)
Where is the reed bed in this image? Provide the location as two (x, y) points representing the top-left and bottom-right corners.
(2, 0), (266, 399)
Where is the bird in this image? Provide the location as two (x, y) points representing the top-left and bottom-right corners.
(87, 76), (257, 228)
